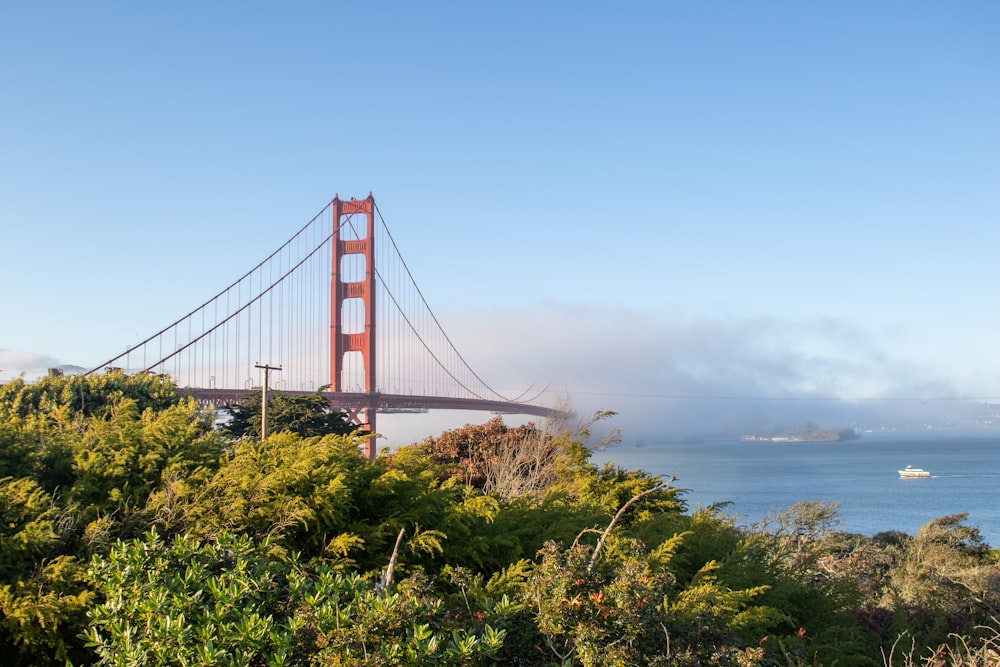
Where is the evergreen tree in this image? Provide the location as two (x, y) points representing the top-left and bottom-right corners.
(223, 388), (355, 439)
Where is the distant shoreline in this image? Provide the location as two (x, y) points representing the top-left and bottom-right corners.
(739, 428), (860, 443)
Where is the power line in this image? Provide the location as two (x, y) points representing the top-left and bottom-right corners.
(558, 390), (1000, 402)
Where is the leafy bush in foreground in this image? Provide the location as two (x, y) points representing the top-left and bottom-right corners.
(86, 531), (512, 666)
(1, 370), (999, 665)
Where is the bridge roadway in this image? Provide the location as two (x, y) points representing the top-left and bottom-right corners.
(180, 388), (558, 419)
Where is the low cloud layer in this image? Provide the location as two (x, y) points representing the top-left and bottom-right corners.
(0, 349), (65, 382)
(3, 305), (992, 446)
(443, 304), (985, 443)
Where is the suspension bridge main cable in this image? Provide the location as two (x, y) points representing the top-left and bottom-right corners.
(138, 230), (335, 374)
(372, 201), (528, 404)
(84, 200), (337, 375)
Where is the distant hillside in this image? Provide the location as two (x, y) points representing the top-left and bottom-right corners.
(742, 427), (860, 443)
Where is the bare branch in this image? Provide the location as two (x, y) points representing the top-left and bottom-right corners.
(572, 527), (604, 550)
(587, 477), (675, 573)
(378, 527), (406, 593)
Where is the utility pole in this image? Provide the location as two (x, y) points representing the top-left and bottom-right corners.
(255, 363), (282, 440)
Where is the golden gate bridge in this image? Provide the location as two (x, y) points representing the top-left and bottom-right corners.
(85, 194), (555, 458)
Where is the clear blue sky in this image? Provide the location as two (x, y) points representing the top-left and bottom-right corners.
(2, 2), (998, 443)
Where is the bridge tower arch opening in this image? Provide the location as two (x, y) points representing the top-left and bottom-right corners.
(330, 194), (378, 459)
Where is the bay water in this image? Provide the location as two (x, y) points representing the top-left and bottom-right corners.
(590, 429), (1000, 547)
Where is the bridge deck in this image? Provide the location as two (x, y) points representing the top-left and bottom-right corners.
(181, 388), (558, 419)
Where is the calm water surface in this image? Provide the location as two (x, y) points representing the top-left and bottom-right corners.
(590, 430), (1000, 546)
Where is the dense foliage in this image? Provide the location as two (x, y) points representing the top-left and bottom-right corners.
(0, 370), (998, 665)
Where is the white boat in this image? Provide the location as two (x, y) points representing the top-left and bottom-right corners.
(898, 465), (931, 478)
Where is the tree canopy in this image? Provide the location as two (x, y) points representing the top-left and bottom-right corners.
(222, 387), (356, 439)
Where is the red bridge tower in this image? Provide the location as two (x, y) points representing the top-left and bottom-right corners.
(330, 194), (377, 458)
